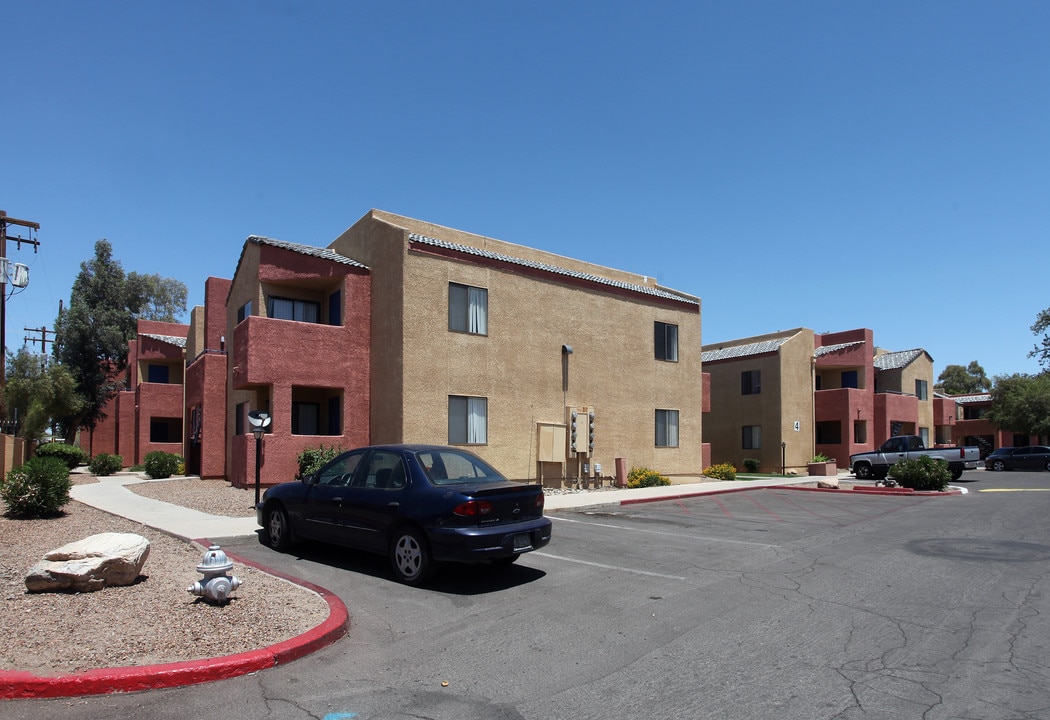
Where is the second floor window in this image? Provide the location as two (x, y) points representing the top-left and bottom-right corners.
(269, 296), (320, 323)
(742, 370), (761, 395)
(449, 283), (488, 335)
(654, 322), (678, 361)
(237, 300), (252, 324)
(915, 379), (929, 400)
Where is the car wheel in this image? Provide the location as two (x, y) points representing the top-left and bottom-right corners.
(854, 463), (872, 480)
(992, 460), (1006, 472)
(390, 527), (433, 586)
(1046, 460), (1050, 472)
(264, 505), (292, 552)
(951, 468), (963, 481)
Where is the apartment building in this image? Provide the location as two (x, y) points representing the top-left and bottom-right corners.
(86, 319), (189, 465)
(169, 209), (707, 488)
(701, 327), (938, 473)
(944, 392), (1045, 456)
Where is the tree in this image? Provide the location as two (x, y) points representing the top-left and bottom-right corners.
(3, 348), (86, 443)
(986, 372), (1050, 439)
(52, 239), (187, 438)
(1031, 308), (1050, 370)
(935, 361), (991, 395)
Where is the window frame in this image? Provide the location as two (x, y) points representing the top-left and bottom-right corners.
(741, 370), (761, 395)
(654, 321), (679, 362)
(448, 283), (488, 336)
(655, 409), (680, 448)
(267, 295), (321, 324)
(448, 395), (488, 445)
(742, 425), (762, 450)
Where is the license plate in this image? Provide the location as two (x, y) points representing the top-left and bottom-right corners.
(512, 533), (533, 552)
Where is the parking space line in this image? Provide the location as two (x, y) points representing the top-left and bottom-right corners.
(531, 552), (687, 580)
(551, 515), (777, 548)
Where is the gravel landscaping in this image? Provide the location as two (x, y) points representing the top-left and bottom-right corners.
(1, 476), (329, 676)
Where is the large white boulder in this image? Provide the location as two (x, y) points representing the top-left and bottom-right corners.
(25, 532), (151, 593)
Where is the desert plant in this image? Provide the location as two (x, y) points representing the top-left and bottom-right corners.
(143, 451), (183, 479)
(811, 453), (830, 463)
(703, 463), (737, 482)
(626, 467), (670, 488)
(89, 453), (123, 476)
(742, 457), (761, 473)
(889, 455), (951, 492)
(34, 442), (85, 470)
(296, 445), (342, 478)
(1, 456), (72, 517)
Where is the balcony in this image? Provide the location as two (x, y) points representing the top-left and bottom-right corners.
(231, 316), (357, 390)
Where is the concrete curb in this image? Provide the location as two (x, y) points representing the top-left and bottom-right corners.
(616, 482), (965, 506)
(0, 541), (349, 700)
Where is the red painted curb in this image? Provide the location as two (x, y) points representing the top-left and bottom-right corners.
(0, 540), (349, 700)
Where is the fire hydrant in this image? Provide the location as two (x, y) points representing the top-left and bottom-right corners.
(187, 545), (242, 604)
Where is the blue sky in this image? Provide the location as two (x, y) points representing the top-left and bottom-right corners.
(2, 1), (1047, 381)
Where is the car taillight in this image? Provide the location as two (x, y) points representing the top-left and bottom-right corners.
(535, 494), (545, 510)
(453, 500), (494, 517)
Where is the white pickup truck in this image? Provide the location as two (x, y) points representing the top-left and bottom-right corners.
(849, 435), (980, 481)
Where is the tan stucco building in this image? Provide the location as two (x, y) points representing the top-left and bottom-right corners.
(702, 327), (938, 474)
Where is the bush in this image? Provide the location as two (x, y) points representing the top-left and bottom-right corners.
(89, 453), (123, 476)
(296, 445), (343, 479)
(627, 467), (670, 489)
(742, 458), (761, 473)
(143, 451), (183, 479)
(703, 463), (737, 482)
(1, 456), (73, 517)
(34, 442), (85, 470)
(889, 455), (951, 492)
(811, 453), (831, 463)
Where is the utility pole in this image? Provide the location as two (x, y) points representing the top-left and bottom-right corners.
(0, 211), (42, 390)
(24, 326), (56, 356)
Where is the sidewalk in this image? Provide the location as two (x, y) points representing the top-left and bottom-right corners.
(69, 471), (825, 541)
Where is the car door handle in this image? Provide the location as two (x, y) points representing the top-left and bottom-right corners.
(388, 502), (399, 509)
(332, 497), (343, 503)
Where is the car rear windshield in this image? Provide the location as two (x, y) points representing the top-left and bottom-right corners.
(415, 449), (507, 486)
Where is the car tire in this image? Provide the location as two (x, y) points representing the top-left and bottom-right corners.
(264, 505), (293, 552)
(1046, 460), (1050, 472)
(390, 527), (433, 586)
(951, 468), (963, 481)
(854, 463), (872, 480)
(992, 460), (1006, 472)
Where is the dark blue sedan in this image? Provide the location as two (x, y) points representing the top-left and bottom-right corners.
(257, 444), (552, 585)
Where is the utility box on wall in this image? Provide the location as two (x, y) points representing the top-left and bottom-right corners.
(536, 423), (567, 462)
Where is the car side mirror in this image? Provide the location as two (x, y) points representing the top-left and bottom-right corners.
(301, 473), (316, 485)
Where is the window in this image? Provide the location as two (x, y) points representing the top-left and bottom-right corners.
(655, 409), (679, 447)
(237, 300), (251, 324)
(919, 427), (930, 447)
(328, 290), (342, 326)
(743, 425), (762, 450)
(449, 396), (488, 444)
(149, 418), (182, 443)
(842, 370), (858, 389)
(915, 379), (929, 400)
(316, 450), (365, 486)
(742, 370), (761, 395)
(292, 402), (320, 435)
(449, 283), (488, 335)
(235, 402), (247, 435)
(147, 364), (170, 384)
(654, 322), (678, 362)
(268, 296), (320, 323)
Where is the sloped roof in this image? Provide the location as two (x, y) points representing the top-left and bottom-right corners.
(873, 348), (928, 371)
(701, 338), (788, 363)
(247, 235), (368, 269)
(951, 393), (992, 404)
(141, 333), (187, 348)
(814, 340), (865, 357)
(408, 233), (699, 307)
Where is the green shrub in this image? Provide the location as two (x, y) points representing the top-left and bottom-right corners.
(1, 456), (72, 517)
(89, 453), (123, 476)
(811, 453), (831, 463)
(742, 457), (761, 473)
(296, 445), (342, 479)
(143, 451), (183, 479)
(889, 455), (951, 492)
(34, 442), (85, 470)
(626, 467), (670, 489)
(703, 463), (737, 482)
